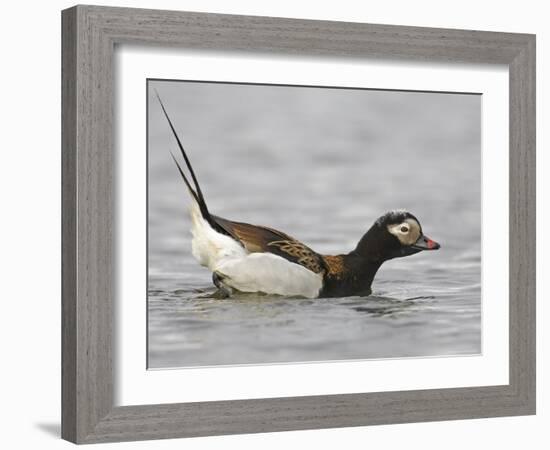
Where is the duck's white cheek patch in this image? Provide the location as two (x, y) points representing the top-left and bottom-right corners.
(406, 220), (422, 244)
(387, 224), (400, 237)
(387, 223), (409, 245)
(387, 220), (421, 246)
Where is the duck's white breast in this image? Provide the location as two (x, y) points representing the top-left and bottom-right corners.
(215, 253), (323, 298)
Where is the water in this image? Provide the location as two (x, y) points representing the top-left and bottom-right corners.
(147, 80), (481, 368)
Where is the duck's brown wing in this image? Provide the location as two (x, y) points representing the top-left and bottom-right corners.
(212, 215), (326, 274)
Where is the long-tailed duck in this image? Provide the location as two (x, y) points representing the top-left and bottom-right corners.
(156, 94), (440, 299)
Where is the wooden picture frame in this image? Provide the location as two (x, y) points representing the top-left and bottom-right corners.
(61, 5), (536, 444)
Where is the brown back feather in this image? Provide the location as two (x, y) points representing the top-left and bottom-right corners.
(212, 215), (326, 274)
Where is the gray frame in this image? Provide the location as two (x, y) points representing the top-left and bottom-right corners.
(61, 5), (536, 444)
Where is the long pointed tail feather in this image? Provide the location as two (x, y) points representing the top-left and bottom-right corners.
(169, 152), (200, 203)
(155, 91), (207, 205)
(155, 91), (215, 225)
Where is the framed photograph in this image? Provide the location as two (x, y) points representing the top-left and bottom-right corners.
(62, 5), (535, 444)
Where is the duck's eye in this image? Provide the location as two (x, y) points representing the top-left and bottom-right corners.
(400, 225), (409, 233)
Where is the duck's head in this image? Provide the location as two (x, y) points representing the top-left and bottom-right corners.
(354, 210), (440, 262)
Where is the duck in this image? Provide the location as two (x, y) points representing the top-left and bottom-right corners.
(156, 94), (441, 299)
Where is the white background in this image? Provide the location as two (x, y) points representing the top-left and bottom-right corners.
(0, 1), (546, 449)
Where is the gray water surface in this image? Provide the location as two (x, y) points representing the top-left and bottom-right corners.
(147, 80), (481, 368)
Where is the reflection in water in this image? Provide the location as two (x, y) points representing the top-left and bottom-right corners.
(146, 81), (482, 368)
(349, 296), (432, 318)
